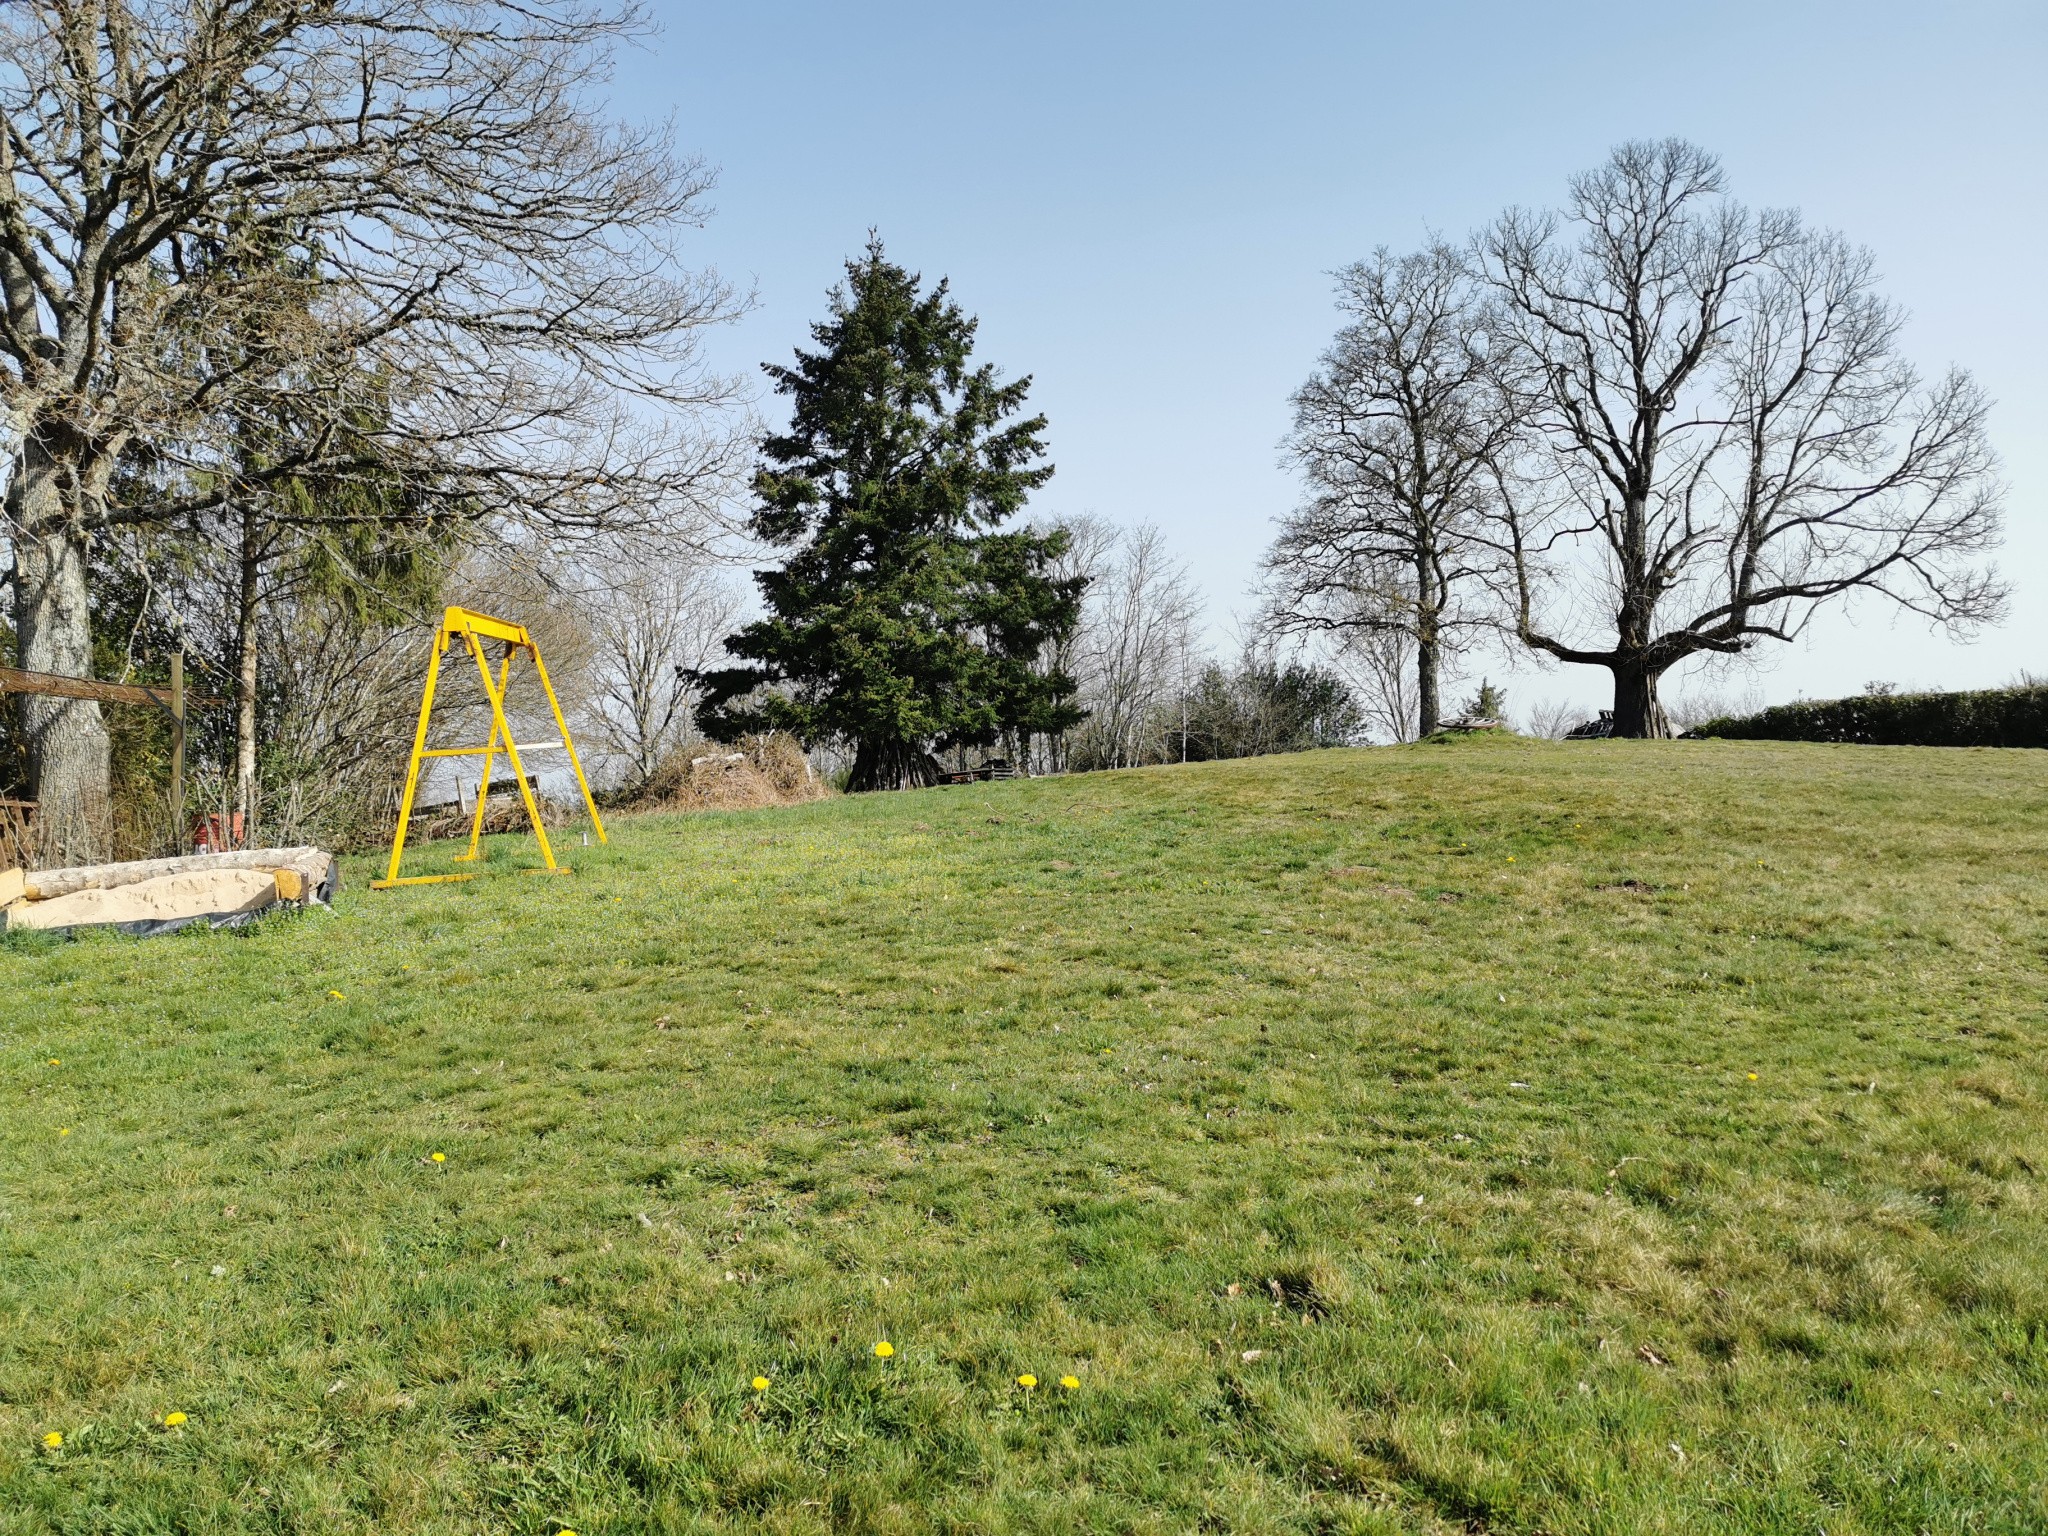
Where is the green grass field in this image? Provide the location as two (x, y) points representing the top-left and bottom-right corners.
(4, 739), (2045, 1534)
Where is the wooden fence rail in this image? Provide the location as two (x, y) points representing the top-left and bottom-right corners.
(1, 658), (228, 857)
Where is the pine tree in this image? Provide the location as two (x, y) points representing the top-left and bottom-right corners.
(1461, 678), (1507, 723)
(699, 240), (1082, 789)
(961, 526), (1089, 767)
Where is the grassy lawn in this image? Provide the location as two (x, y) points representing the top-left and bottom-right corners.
(4, 738), (2045, 1534)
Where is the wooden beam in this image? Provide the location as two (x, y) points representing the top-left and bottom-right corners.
(0, 665), (225, 711)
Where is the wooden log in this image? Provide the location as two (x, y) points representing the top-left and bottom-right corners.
(0, 664), (224, 711)
(25, 846), (333, 901)
(0, 867), (23, 907)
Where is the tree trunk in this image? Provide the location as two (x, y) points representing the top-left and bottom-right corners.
(1415, 637), (1440, 738)
(234, 504), (263, 845)
(1610, 662), (1672, 739)
(1414, 548), (1440, 738)
(7, 445), (111, 865)
(848, 739), (942, 792)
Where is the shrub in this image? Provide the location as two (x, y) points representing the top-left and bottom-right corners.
(1695, 685), (2048, 748)
(1175, 659), (1363, 763)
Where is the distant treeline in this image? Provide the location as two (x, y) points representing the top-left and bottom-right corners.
(1696, 686), (2048, 749)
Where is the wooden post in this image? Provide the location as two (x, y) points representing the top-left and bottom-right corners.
(0, 663), (220, 859)
(170, 650), (186, 853)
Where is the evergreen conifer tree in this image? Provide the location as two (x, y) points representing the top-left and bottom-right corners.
(699, 241), (1084, 789)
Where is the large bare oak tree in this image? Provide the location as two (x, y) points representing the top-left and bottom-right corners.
(1477, 140), (2004, 736)
(2, 1), (742, 860)
(1269, 245), (1517, 738)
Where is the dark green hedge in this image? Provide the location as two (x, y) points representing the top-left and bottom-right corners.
(1696, 685), (2048, 748)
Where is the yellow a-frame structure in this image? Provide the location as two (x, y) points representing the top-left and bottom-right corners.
(372, 607), (607, 889)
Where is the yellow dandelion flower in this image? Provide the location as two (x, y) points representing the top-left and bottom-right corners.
(751, 1376), (769, 1391)
(58, 1127), (71, 1137)
(1747, 1072), (1759, 1081)
(164, 1412), (187, 1427)
(48, 1058), (59, 1066)
(1060, 1375), (1080, 1390)
(1507, 856), (1516, 863)
(1017, 1374), (1037, 1389)
(327, 990), (345, 1001)
(42, 1431), (62, 1448)
(431, 1152), (446, 1163)
(873, 1341), (894, 1358)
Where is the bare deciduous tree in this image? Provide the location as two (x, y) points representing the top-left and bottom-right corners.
(1020, 514), (1119, 772)
(1268, 245), (1515, 736)
(584, 543), (745, 788)
(258, 596), (441, 848)
(1478, 139), (2005, 737)
(1325, 612), (1419, 744)
(1069, 522), (1201, 770)
(1661, 679), (1764, 736)
(1522, 697), (1582, 741)
(3, 1), (744, 861)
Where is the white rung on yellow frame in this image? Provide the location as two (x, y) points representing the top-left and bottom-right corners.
(372, 607), (607, 889)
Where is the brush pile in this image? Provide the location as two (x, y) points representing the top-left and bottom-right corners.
(620, 733), (828, 814)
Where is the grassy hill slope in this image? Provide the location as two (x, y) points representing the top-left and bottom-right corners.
(4, 739), (2045, 1534)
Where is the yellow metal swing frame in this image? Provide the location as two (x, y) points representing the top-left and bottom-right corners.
(371, 606), (607, 889)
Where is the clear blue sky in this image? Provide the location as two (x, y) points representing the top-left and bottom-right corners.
(616, 0), (2045, 715)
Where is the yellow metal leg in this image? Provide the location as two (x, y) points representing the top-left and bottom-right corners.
(531, 641), (607, 845)
(375, 605), (605, 892)
(372, 632), (448, 890)
(467, 631), (560, 873)
(454, 647), (515, 863)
